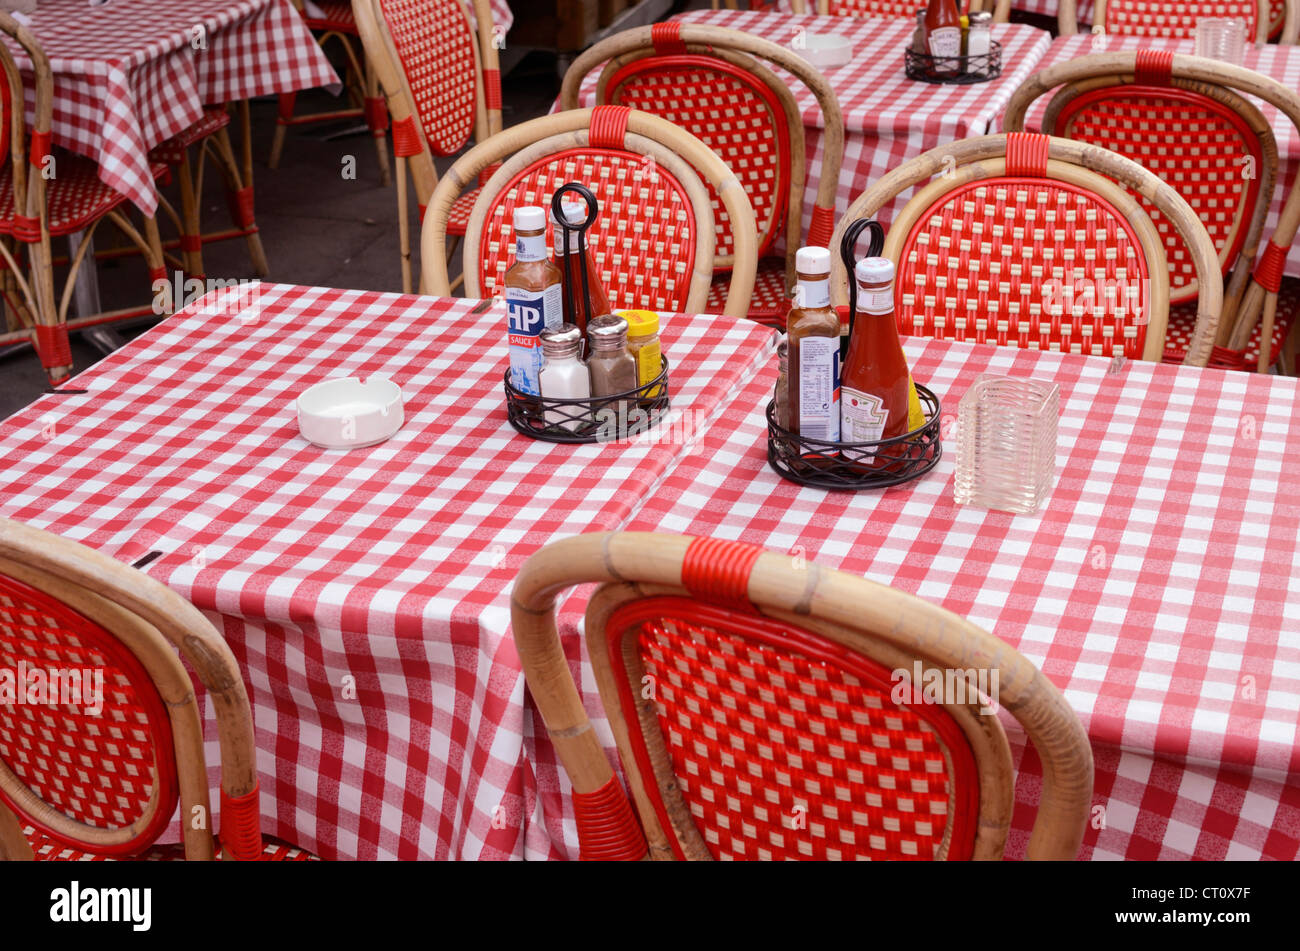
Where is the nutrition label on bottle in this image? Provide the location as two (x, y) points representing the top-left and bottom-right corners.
(798, 337), (840, 442)
(842, 387), (887, 443)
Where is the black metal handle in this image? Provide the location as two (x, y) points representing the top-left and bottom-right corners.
(840, 218), (885, 348)
(551, 183), (599, 330)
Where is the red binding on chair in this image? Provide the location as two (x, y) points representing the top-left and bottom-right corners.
(484, 69), (502, 111)
(12, 214), (41, 243)
(589, 105), (632, 150)
(1134, 50), (1174, 87)
(218, 786), (264, 861)
(1254, 241), (1287, 295)
(651, 22), (688, 56)
(807, 204), (836, 248)
(33, 325), (72, 369)
(1005, 132), (1049, 177)
(28, 130), (51, 167)
(364, 96), (390, 132)
(573, 777), (648, 861)
(681, 537), (763, 606)
(392, 116), (423, 158)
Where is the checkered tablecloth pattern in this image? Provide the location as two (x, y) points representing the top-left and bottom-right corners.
(2, 0), (339, 215)
(0, 283), (777, 860)
(1019, 34), (1300, 279)
(640, 10), (1055, 241)
(522, 338), (1300, 861)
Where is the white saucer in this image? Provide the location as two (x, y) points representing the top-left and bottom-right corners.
(297, 376), (403, 449)
(794, 33), (852, 70)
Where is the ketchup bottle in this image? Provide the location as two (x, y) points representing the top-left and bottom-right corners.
(840, 257), (911, 467)
(925, 0), (963, 74)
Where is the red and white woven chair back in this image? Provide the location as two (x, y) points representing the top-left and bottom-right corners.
(608, 598), (979, 860)
(602, 55), (791, 266)
(822, 0), (978, 16)
(1100, 0), (1258, 38)
(1266, 0), (1285, 37)
(373, 0), (478, 155)
(894, 175), (1153, 359)
(1048, 86), (1264, 305)
(476, 150), (701, 313)
(0, 575), (178, 857)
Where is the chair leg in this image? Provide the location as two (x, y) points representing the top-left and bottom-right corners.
(176, 147), (205, 281)
(269, 92), (295, 170)
(396, 156), (411, 294)
(365, 59), (391, 188)
(1281, 311), (1300, 376)
(212, 125), (269, 277)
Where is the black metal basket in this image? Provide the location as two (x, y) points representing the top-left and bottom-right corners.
(766, 384), (943, 490)
(904, 41), (1001, 84)
(504, 357), (670, 444)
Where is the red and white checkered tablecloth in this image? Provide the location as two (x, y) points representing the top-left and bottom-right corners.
(645, 10), (1054, 241)
(0, 283), (777, 860)
(3, 0), (339, 215)
(1018, 34), (1300, 279)
(523, 339), (1300, 861)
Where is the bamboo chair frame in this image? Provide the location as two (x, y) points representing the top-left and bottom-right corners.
(422, 108), (758, 319)
(1020, 75), (1276, 343)
(352, 0), (499, 294)
(272, 0), (391, 186)
(0, 13), (167, 385)
(828, 133), (1222, 367)
(1005, 53), (1300, 370)
(1057, 0), (1296, 41)
(155, 104), (270, 282)
(560, 23), (845, 302)
(791, 0), (1012, 21)
(0, 518), (260, 862)
(511, 532), (1094, 861)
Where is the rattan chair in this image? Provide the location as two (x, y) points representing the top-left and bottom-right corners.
(827, 132), (1223, 367)
(1057, 0), (1291, 40)
(1006, 53), (1300, 372)
(149, 104), (269, 282)
(791, 0), (1011, 20)
(0, 14), (168, 385)
(353, 0), (502, 293)
(559, 23), (843, 327)
(422, 106), (757, 319)
(512, 532), (1094, 860)
(0, 519), (315, 862)
(270, 0), (391, 186)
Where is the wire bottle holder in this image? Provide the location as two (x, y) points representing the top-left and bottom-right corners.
(505, 183), (671, 444)
(766, 217), (943, 490)
(904, 41), (1002, 85)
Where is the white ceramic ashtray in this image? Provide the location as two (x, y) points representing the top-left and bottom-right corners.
(794, 33), (852, 70)
(297, 375), (403, 449)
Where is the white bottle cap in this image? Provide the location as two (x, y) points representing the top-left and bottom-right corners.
(514, 206), (546, 231)
(855, 256), (896, 284)
(795, 246), (831, 274)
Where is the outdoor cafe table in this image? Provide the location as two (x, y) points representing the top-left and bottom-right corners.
(2, 0), (339, 216)
(1020, 33), (1300, 279)
(575, 8), (1055, 240)
(523, 339), (1300, 861)
(0, 283), (777, 860)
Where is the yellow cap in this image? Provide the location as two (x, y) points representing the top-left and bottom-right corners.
(960, 14), (969, 28)
(616, 309), (659, 336)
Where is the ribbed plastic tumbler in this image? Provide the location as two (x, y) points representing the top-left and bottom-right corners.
(954, 374), (1059, 514)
